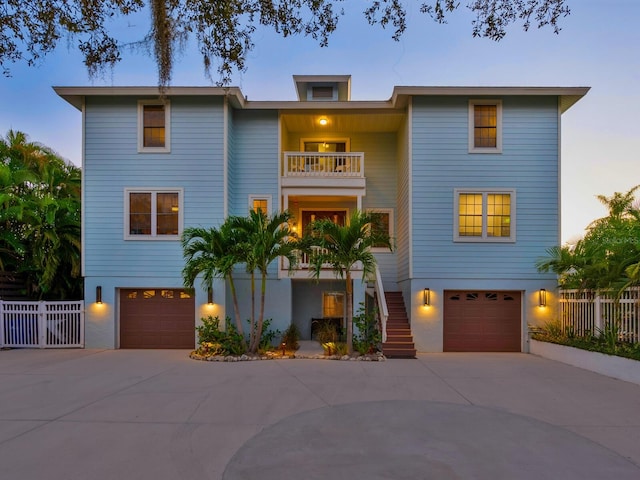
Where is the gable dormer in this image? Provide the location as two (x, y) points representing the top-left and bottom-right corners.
(293, 75), (351, 102)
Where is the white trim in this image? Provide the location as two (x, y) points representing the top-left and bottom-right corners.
(124, 188), (184, 240)
(248, 195), (272, 215)
(407, 101), (413, 279)
(366, 208), (394, 253)
(557, 99), (562, 245)
(453, 188), (516, 243)
(81, 97), (86, 277)
(223, 97), (229, 218)
(468, 99), (502, 154)
(137, 100), (171, 153)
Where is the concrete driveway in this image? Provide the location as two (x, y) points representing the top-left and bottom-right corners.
(0, 349), (639, 479)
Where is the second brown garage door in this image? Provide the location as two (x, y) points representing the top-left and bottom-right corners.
(444, 290), (521, 352)
(120, 288), (195, 349)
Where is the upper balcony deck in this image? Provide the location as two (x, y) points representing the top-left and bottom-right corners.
(281, 152), (366, 190)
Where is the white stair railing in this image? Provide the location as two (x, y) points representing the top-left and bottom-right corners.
(373, 267), (389, 342)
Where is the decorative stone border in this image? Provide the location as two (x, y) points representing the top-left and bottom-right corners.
(190, 351), (386, 362)
(530, 339), (640, 386)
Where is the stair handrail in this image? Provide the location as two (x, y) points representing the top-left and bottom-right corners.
(373, 267), (389, 342)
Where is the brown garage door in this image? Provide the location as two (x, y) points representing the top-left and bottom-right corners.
(120, 288), (195, 349)
(444, 291), (521, 352)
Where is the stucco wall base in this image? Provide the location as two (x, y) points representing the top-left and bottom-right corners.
(530, 339), (640, 386)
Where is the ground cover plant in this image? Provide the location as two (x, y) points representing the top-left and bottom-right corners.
(531, 319), (640, 362)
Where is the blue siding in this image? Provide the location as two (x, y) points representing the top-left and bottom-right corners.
(83, 96), (225, 277)
(358, 132), (398, 289)
(229, 109), (279, 216)
(226, 102), (235, 217)
(396, 117), (410, 284)
(411, 96), (559, 280)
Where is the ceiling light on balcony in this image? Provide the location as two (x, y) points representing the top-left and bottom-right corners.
(319, 117), (328, 126)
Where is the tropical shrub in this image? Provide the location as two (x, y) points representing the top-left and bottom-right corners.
(536, 185), (640, 292)
(281, 323), (300, 351)
(0, 130), (82, 299)
(531, 319), (640, 362)
(196, 316), (245, 356)
(352, 303), (381, 355)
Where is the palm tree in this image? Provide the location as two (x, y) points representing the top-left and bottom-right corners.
(537, 185), (640, 292)
(307, 210), (392, 354)
(0, 130), (82, 299)
(592, 185), (640, 223)
(182, 221), (246, 342)
(228, 209), (299, 353)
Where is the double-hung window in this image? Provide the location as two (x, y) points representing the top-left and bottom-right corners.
(138, 100), (171, 152)
(469, 100), (502, 153)
(125, 188), (183, 240)
(454, 189), (515, 242)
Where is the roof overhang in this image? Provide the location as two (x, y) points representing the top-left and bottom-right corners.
(54, 84), (589, 114)
(53, 86), (246, 110)
(390, 86), (590, 113)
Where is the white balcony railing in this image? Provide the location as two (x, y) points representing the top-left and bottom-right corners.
(283, 152), (364, 178)
(282, 248), (364, 276)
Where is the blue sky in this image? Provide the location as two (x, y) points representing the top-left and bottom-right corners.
(1, 0), (638, 243)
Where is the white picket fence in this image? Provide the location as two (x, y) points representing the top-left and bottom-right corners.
(0, 301), (84, 348)
(559, 288), (639, 343)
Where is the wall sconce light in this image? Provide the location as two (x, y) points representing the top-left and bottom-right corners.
(539, 288), (547, 307)
(423, 288), (431, 307)
(96, 286), (103, 304)
(207, 286), (214, 305)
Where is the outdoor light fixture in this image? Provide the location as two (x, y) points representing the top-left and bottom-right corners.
(207, 287), (214, 305)
(539, 288), (547, 307)
(96, 286), (102, 304)
(318, 117), (328, 126)
(423, 288), (431, 307)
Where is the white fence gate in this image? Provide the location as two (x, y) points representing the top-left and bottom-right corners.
(559, 288), (639, 343)
(0, 301), (84, 348)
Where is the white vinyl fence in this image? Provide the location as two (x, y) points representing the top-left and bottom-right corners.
(559, 288), (639, 343)
(0, 301), (84, 348)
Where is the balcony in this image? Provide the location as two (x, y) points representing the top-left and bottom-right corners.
(281, 152), (366, 190)
(280, 248), (364, 280)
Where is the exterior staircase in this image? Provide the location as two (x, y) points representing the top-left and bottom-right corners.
(382, 291), (417, 358)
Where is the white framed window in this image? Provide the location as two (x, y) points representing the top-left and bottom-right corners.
(124, 188), (183, 240)
(468, 100), (502, 153)
(248, 195), (272, 215)
(366, 208), (394, 252)
(138, 100), (171, 152)
(454, 189), (516, 242)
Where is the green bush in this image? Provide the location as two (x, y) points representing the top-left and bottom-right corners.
(353, 303), (381, 355)
(282, 323), (300, 350)
(246, 318), (280, 353)
(532, 320), (640, 362)
(316, 321), (339, 344)
(196, 316), (245, 355)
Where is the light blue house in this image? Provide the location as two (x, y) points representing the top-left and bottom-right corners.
(55, 76), (588, 354)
